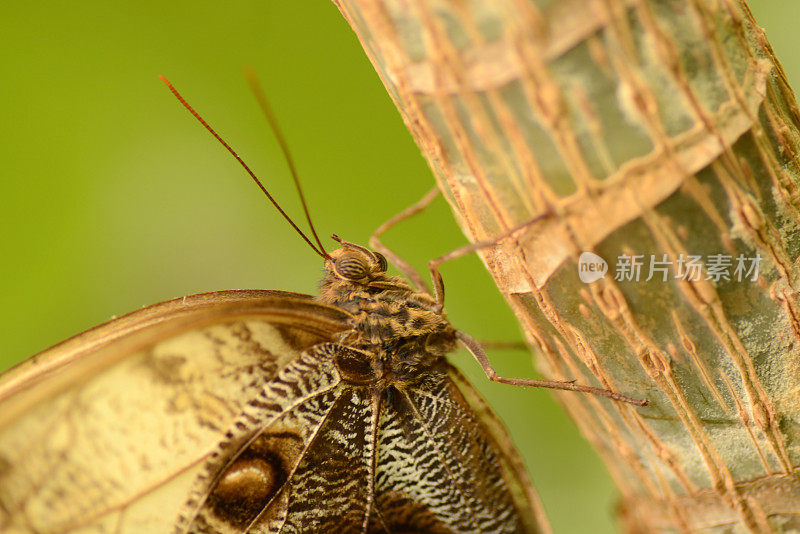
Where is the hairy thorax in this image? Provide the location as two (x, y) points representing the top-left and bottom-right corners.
(315, 256), (457, 383)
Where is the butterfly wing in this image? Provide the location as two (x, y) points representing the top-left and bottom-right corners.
(440, 365), (549, 534)
(370, 363), (546, 534)
(0, 290), (351, 534)
(179, 349), (548, 533)
(176, 343), (381, 533)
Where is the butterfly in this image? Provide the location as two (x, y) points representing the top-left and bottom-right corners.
(0, 76), (644, 533)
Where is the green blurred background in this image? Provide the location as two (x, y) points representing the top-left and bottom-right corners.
(0, 2), (794, 532)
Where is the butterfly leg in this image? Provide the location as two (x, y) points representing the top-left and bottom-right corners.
(426, 210), (555, 313)
(370, 186), (440, 295)
(455, 329), (648, 407)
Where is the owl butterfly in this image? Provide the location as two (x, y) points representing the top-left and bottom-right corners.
(0, 77), (645, 534)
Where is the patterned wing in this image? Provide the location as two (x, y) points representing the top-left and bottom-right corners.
(444, 365), (548, 534)
(179, 348), (546, 534)
(0, 290), (350, 534)
(177, 342), (383, 533)
(370, 363), (544, 534)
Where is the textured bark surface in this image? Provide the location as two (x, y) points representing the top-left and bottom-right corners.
(333, 0), (800, 532)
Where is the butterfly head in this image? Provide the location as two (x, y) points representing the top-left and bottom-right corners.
(320, 235), (452, 359)
(325, 235), (388, 285)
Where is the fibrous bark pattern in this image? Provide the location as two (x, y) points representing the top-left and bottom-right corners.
(333, 0), (800, 532)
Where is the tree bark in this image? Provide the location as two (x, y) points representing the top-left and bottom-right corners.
(332, 0), (800, 532)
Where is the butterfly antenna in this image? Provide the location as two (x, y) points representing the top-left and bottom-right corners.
(243, 68), (327, 257)
(159, 75), (330, 260)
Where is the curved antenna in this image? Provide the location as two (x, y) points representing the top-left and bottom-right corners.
(158, 75), (330, 260)
(243, 68), (327, 257)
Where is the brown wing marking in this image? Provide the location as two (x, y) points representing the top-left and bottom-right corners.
(0, 291), (351, 534)
(182, 352), (536, 534)
(176, 343), (343, 532)
(369, 363), (528, 534)
(180, 343), (389, 534)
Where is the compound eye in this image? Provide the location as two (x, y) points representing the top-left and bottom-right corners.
(336, 254), (368, 280)
(374, 252), (387, 272)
